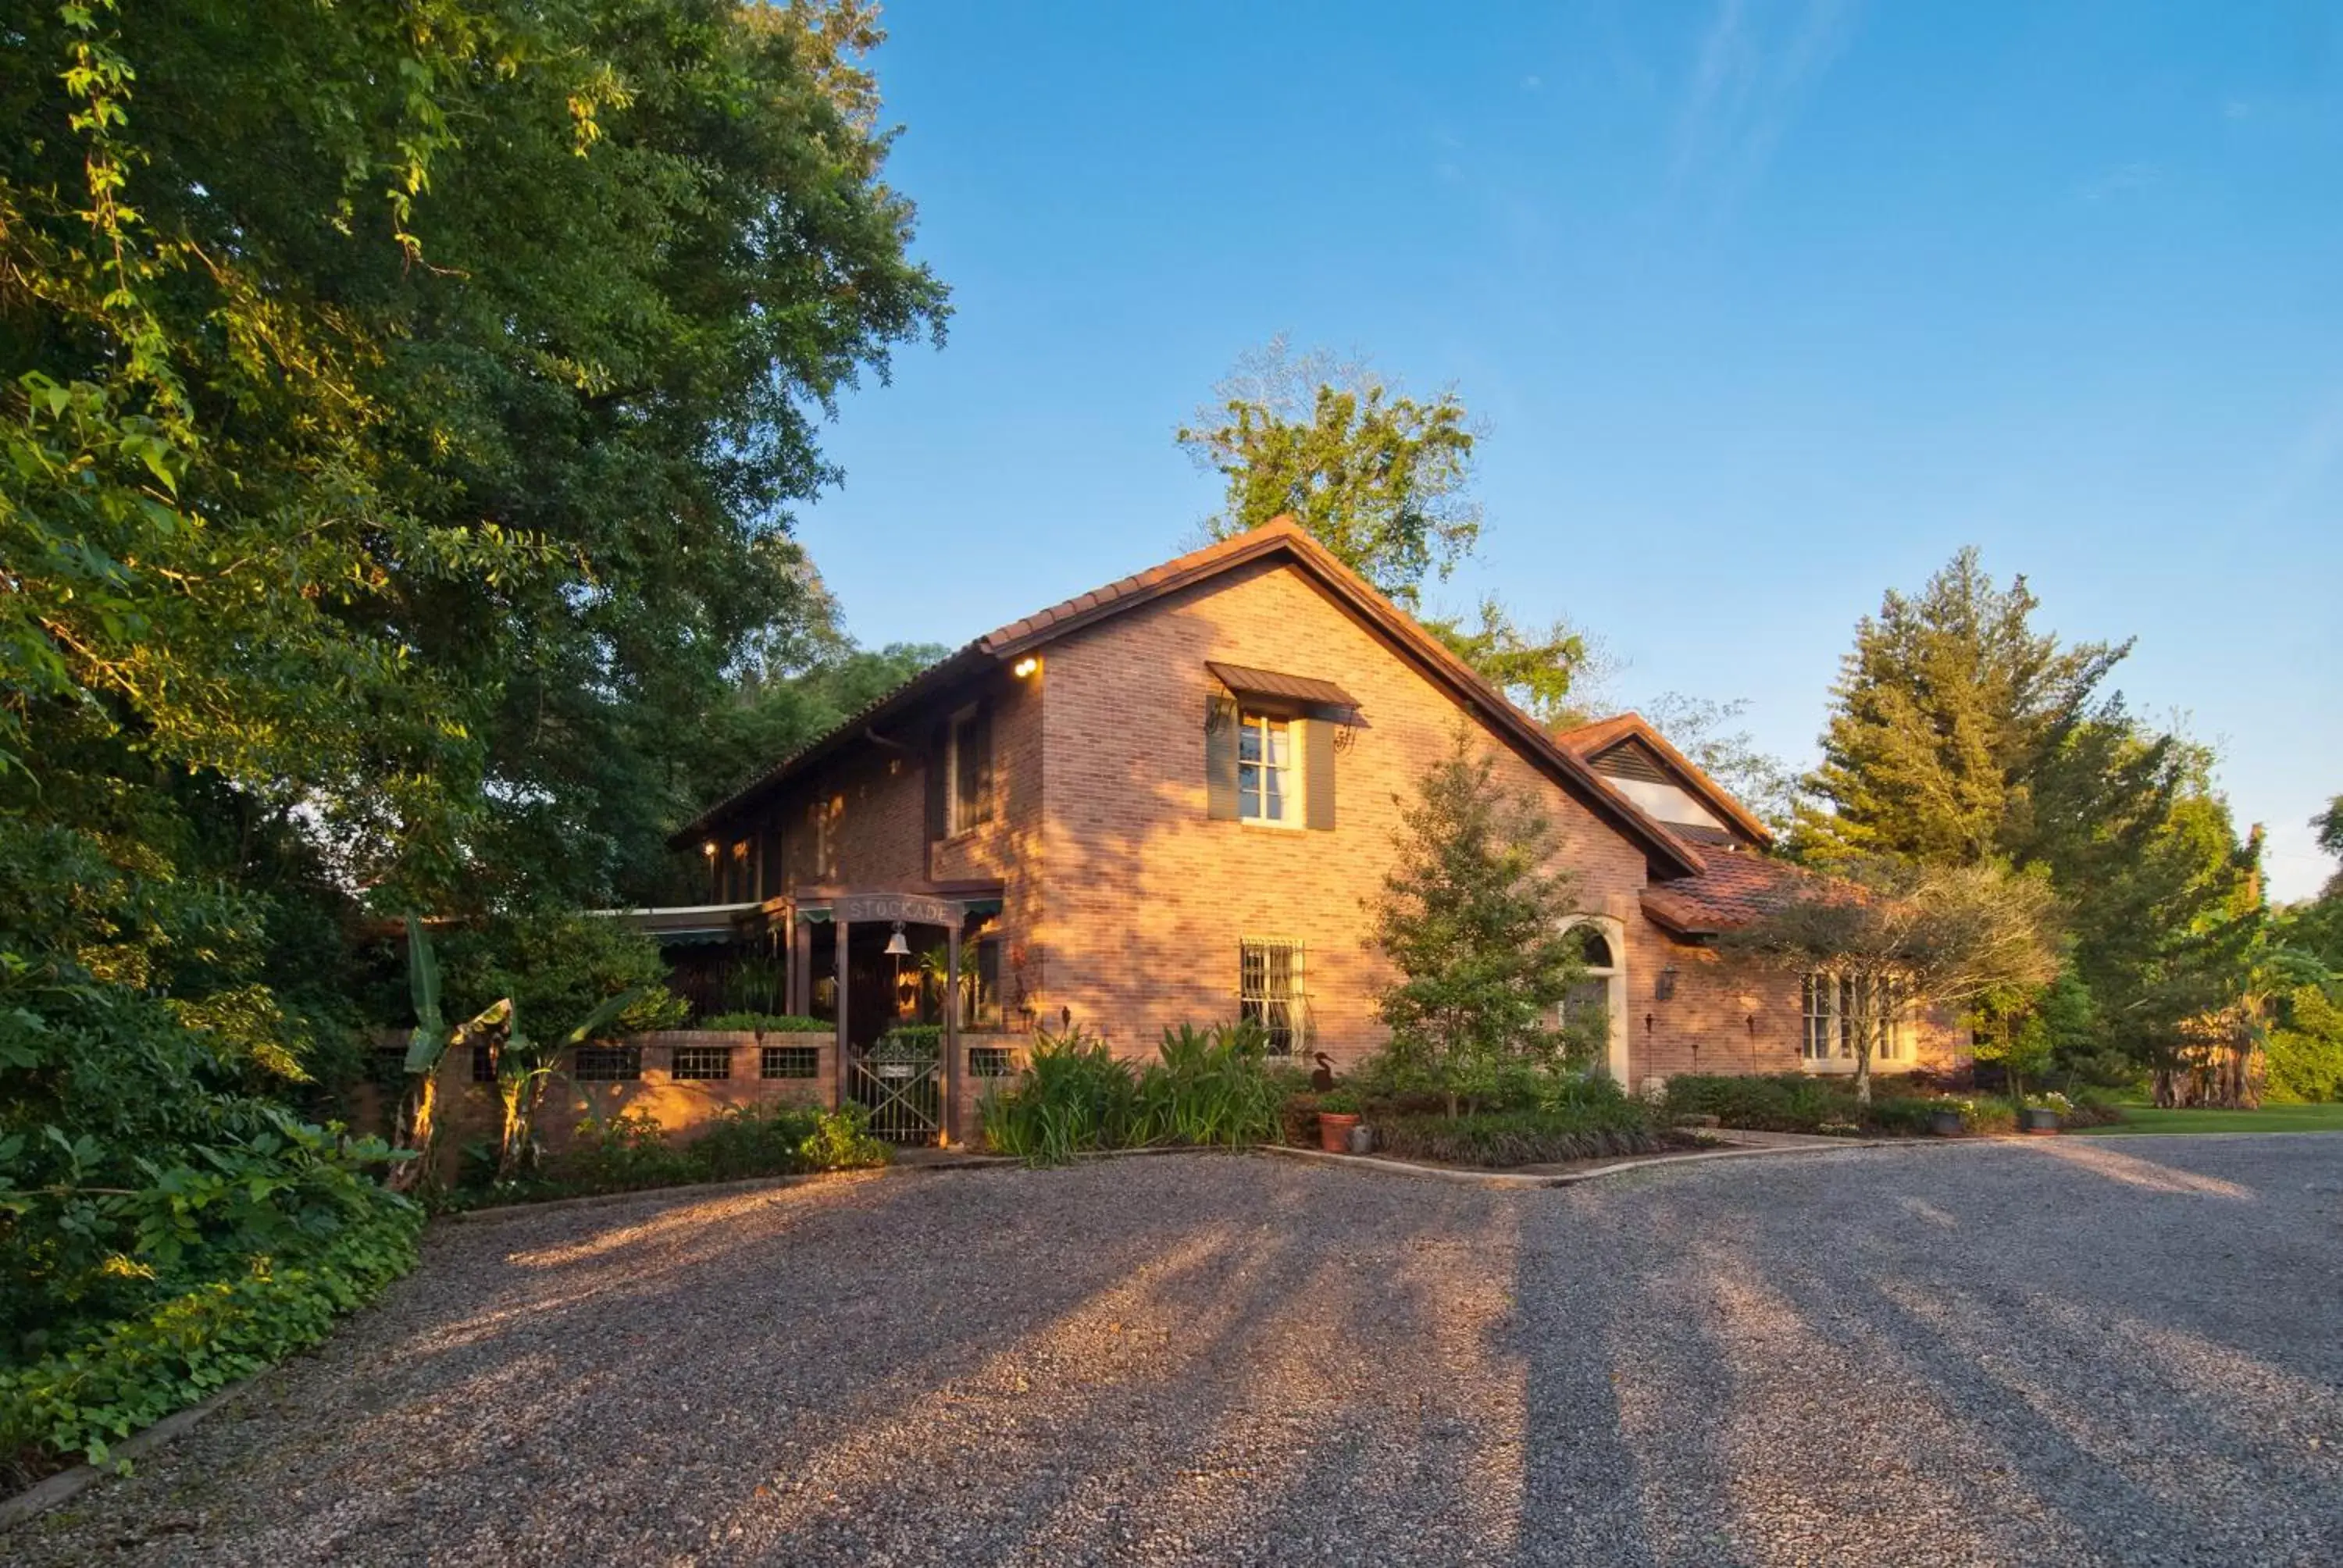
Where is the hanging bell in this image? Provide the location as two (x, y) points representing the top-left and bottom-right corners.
(883, 921), (910, 957)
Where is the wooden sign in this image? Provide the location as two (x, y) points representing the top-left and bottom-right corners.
(831, 892), (961, 928)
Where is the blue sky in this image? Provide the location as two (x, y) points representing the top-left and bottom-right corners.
(793, 1), (2342, 900)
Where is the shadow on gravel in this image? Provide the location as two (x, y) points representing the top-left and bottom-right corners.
(13, 1141), (2341, 1567)
(1503, 1138), (2343, 1567)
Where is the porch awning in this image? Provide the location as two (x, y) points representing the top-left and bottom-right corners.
(1206, 661), (1359, 715)
(587, 903), (760, 943)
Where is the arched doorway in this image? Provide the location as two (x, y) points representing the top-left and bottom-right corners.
(1560, 915), (1630, 1082)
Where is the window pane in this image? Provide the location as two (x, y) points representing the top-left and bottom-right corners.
(1238, 721), (1262, 763)
(1264, 722), (1289, 766)
(1261, 766), (1284, 819)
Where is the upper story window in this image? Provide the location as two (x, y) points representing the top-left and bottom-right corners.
(948, 703), (993, 835)
(1237, 711), (1299, 826)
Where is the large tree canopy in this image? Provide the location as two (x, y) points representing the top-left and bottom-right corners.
(3, 0), (947, 907)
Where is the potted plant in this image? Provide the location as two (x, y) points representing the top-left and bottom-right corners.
(1316, 1088), (1363, 1153)
(2020, 1090), (2069, 1135)
(1929, 1100), (1968, 1137)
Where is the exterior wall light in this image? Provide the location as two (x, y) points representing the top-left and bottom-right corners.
(701, 840), (719, 857)
(1655, 964), (1680, 1002)
(1012, 655), (1040, 678)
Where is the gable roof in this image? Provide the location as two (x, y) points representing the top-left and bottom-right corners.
(1553, 711), (1777, 846)
(673, 521), (1705, 876)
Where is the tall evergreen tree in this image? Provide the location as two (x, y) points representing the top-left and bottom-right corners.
(1794, 549), (2131, 867)
(1796, 550), (2262, 1079)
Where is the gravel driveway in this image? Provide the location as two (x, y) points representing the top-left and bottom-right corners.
(12, 1135), (2342, 1566)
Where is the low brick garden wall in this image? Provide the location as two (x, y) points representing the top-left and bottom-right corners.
(357, 1028), (1032, 1163)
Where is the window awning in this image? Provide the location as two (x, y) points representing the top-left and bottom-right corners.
(1206, 661), (1360, 715)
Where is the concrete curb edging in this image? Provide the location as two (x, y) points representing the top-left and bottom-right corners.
(1259, 1134), (1900, 1188)
(0, 1384), (248, 1534)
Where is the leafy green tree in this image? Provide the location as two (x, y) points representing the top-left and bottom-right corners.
(1179, 338), (1479, 604)
(1426, 597), (1590, 726)
(5, 0), (948, 911)
(1795, 551), (2262, 1079)
(1369, 728), (1587, 1114)
(1180, 339), (1610, 722)
(0, 0), (943, 1430)
(1724, 860), (2062, 1105)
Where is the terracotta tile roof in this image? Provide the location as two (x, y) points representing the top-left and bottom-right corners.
(674, 519), (1706, 877)
(1551, 711), (1775, 847)
(1641, 849), (1817, 935)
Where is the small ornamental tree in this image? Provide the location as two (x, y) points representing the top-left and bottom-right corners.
(1369, 729), (1585, 1115)
(1724, 860), (2061, 1105)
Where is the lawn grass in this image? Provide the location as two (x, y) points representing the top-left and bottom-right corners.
(2077, 1100), (2343, 1136)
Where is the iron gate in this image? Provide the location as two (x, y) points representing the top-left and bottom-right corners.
(848, 1030), (942, 1143)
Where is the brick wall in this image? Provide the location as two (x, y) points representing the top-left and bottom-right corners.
(697, 552), (1971, 1093)
(1031, 558), (1651, 1070)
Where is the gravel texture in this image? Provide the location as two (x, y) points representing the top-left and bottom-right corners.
(12, 1135), (2342, 1566)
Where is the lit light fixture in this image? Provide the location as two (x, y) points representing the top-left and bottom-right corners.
(701, 840), (719, 858)
(1655, 964), (1680, 1003)
(1012, 655), (1040, 678)
(883, 921), (910, 957)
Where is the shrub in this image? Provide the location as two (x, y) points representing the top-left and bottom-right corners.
(694, 1012), (830, 1035)
(1866, 1094), (1942, 1135)
(433, 910), (686, 1037)
(1660, 1073), (1848, 1132)
(1375, 1110), (1664, 1168)
(1132, 1021), (1292, 1148)
(2063, 1088), (2127, 1128)
(0, 1199), (422, 1481)
(978, 1022), (1296, 1167)
(462, 1103), (889, 1205)
(977, 1026), (1139, 1166)
(2266, 985), (2343, 1103)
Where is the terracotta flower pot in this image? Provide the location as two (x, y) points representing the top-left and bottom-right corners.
(1319, 1112), (1361, 1153)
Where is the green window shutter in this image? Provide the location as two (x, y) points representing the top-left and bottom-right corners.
(970, 702), (995, 824)
(1304, 718), (1336, 831)
(925, 722), (948, 842)
(1206, 695), (1239, 820)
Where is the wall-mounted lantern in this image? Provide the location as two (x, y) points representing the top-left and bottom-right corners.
(1012, 655), (1041, 679)
(1655, 964), (1680, 1003)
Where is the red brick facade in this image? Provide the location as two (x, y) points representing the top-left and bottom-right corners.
(690, 523), (1970, 1092)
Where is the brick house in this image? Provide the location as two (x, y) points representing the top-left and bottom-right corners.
(669, 519), (1967, 1142)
